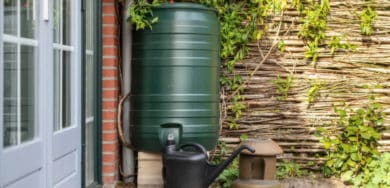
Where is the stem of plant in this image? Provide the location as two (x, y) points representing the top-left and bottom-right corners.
(228, 11), (290, 99)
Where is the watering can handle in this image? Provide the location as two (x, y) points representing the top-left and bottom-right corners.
(179, 143), (207, 154)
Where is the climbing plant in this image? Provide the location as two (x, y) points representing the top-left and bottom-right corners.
(316, 97), (385, 185)
(276, 160), (307, 179)
(198, 0), (274, 129)
(306, 79), (325, 106)
(128, 0), (160, 30)
(272, 74), (294, 101)
(360, 6), (377, 36)
(296, 0), (330, 65)
(328, 36), (356, 55)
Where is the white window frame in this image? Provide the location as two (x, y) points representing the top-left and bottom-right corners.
(2, 0), (39, 148)
(53, 0), (76, 132)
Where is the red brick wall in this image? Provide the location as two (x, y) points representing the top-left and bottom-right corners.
(102, 0), (120, 186)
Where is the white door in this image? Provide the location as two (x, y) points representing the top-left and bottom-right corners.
(0, 0), (82, 187)
(1, 0), (44, 187)
(51, 0), (82, 187)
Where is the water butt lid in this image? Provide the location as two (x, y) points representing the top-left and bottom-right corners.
(240, 139), (283, 156)
(232, 180), (281, 188)
(157, 2), (216, 12)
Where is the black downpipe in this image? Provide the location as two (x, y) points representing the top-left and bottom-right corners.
(205, 145), (255, 186)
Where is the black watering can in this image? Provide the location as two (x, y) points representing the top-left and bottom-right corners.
(162, 134), (255, 188)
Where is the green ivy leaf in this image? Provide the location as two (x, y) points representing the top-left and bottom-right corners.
(341, 170), (354, 182)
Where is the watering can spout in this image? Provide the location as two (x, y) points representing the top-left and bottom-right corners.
(205, 145), (255, 186)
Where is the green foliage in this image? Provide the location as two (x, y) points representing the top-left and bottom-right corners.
(277, 160), (306, 179)
(213, 141), (228, 163)
(128, 0), (160, 30)
(354, 153), (390, 188)
(277, 40), (286, 52)
(210, 141), (239, 188)
(291, 0), (304, 13)
(298, 0), (330, 65)
(239, 134), (248, 141)
(317, 98), (385, 184)
(360, 6), (376, 36)
(272, 74), (294, 101)
(306, 79), (325, 105)
(215, 159), (239, 188)
(304, 40), (319, 63)
(328, 36), (357, 55)
(230, 94), (246, 127)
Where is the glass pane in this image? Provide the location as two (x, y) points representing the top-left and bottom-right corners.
(85, 121), (95, 186)
(53, 50), (63, 131)
(86, 0), (93, 50)
(3, 43), (18, 147)
(53, 0), (61, 44)
(62, 51), (72, 128)
(4, 0), (17, 35)
(85, 0), (97, 185)
(54, 50), (72, 130)
(20, 45), (35, 142)
(20, 0), (36, 38)
(54, 50), (61, 131)
(85, 55), (94, 117)
(63, 0), (71, 45)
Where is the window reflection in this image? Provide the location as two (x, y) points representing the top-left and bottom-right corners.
(2, 0), (37, 147)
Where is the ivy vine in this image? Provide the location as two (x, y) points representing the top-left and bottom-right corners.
(128, 0), (160, 30)
(316, 97), (385, 186)
(296, 0), (330, 65)
(306, 79), (325, 106)
(360, 5), (376, 36)
(272, 74), (294, 101)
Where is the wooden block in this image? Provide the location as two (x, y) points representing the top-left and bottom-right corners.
(137, 152), (164, 188)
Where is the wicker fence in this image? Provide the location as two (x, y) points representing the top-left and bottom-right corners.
(219, 0), (390, 170)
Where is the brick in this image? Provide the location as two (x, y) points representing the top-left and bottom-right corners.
(102, 5), (116, 14)
(103, 58), (117, 67)
(103, 164), (116, 174)
(103, 101), (118, 109)
(102, 0), (115, 3)
(102, 143), (118, 151)
(103, 47), (117, 56)
(102, 79), (118, 89)
(102, 111), (117, 120)
(103, 124), (116, 132)
(103, 132), (117, 140)
(103, 38), (117, 46)
(103, 26), (117, 35)
(103, 15), (117, 24)
(103, 90), (119, 98)
(102, 153), (117, 162)
(102, 69), (117, 77)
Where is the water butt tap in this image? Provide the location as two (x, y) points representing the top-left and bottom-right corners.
(162, 135), (255, 188)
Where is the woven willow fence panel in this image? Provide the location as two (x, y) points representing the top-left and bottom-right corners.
(219, 0), (390, 170)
